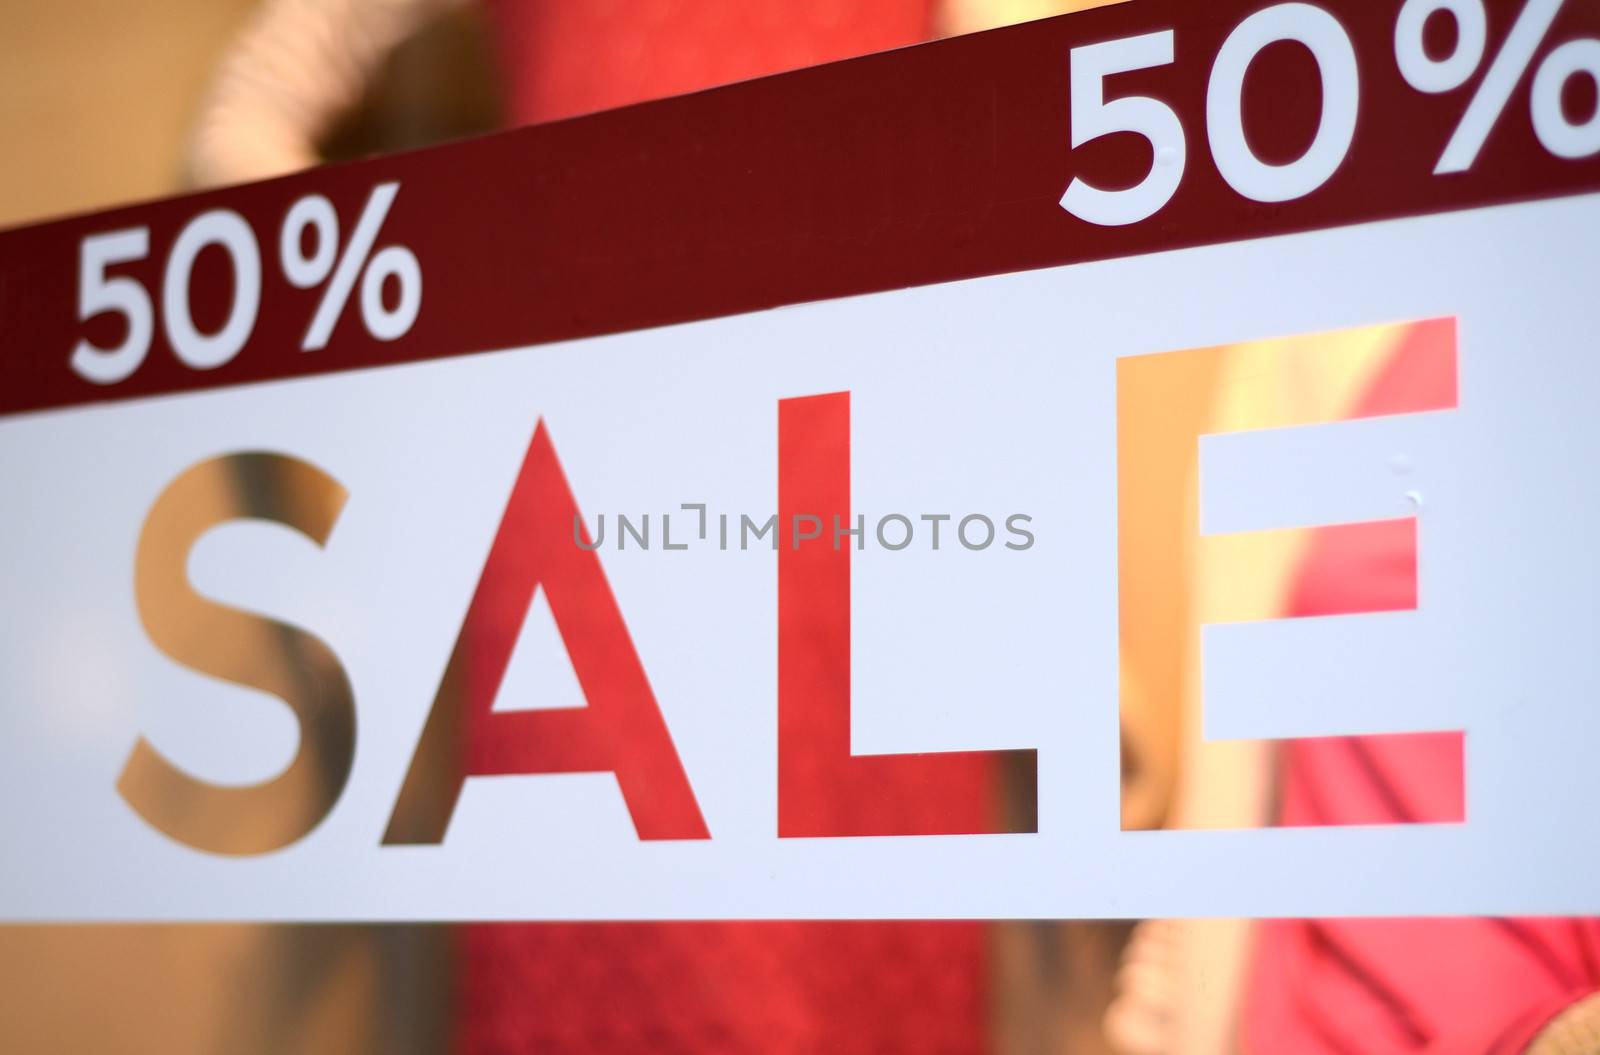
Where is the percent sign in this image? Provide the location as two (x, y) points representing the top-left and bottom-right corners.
(279, 182), (422, 351)
(1396, 0), (1600, 172)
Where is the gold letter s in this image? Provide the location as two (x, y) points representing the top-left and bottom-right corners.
(119, 452), (354, 855)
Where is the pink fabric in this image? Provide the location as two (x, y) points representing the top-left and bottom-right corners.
(1242, 334), (1600, 1052)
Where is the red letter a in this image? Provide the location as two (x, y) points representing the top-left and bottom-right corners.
(384, 422), (709, 844)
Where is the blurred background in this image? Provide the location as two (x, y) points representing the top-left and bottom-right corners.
(1, 5), (1142, 1055)
(3, 2), (1598, 1053)
(0, 0), (495, 228)
(0, 0), (1095, 229)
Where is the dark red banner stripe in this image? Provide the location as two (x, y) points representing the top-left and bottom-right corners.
(1, 0), (1596, 416)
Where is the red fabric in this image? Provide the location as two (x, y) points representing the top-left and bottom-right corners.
(1242, 331), (1600, 1053)
(458, 6), (993, 1028)
(482, 0), (938, 125)
(461, 921), (987, 1054)
(457, 410), (996, 1051)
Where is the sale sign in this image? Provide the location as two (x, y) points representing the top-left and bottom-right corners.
(1, 0), (1598, 921)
